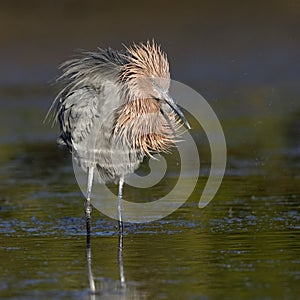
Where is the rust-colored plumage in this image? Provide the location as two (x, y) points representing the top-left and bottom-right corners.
(121, 42), (170, 87)
(114, 97), (181, 156)
(114, 41), (182, 157)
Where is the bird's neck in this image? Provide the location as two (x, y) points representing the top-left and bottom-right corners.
(113, 98), (178, 156)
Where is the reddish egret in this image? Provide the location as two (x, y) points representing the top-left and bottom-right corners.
(47, 41), (190, 233)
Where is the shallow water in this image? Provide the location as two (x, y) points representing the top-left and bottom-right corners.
(1, 90), (299, 299)
(1, 1), (300, 299)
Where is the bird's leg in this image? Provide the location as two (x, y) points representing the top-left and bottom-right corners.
(117, 176), (124, 233)
(85, 166), (94, 237)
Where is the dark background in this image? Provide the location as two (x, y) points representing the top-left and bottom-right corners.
(1, 0), (299, 93)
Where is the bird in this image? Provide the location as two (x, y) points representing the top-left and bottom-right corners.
(47, 40), (191, 233)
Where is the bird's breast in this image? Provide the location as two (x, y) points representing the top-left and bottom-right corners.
(113, 98), (179, 156)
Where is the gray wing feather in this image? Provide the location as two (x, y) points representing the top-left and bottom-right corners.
(58, 87), (99, 147)
(51, 48), (128, 146)
(46, 48), (128, 125)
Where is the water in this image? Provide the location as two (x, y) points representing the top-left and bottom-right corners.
(1, 1), (300, 299)
(1, 93), (299, 298)
(1, 189), (299, 299)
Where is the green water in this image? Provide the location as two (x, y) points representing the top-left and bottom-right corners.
(0, 89), (299, 299)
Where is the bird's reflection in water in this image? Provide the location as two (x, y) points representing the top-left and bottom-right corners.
(86, 233), (96, 298)
(85, 229), (146, 300)
(118, 233), (126, 289)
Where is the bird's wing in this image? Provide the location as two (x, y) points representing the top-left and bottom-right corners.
(46, 48), (128, 125)
(47, 48), (129, 148)
(57, 87), (100, 148)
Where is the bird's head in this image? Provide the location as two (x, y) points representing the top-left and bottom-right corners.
(120, 41), (190, 129)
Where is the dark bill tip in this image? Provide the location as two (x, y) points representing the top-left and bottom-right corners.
(164, 94), (191, 129)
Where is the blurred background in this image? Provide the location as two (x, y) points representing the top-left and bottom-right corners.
(0, 0), (299, 299)
(1, 0), (300, 90)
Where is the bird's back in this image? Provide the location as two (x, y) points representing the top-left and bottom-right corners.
(51, 48), (144, 183)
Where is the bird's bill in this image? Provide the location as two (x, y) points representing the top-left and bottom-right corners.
(164, 93), (191, 129)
